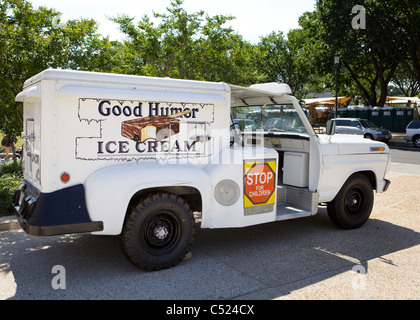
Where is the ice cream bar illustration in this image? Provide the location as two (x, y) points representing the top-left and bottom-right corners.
(121, 110), (191, 143)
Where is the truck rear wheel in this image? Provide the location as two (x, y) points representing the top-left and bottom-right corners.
(327, 174), (374, 229)
(121, 192), (195, 271)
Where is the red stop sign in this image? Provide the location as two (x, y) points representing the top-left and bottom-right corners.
(244, 163), (275, 205)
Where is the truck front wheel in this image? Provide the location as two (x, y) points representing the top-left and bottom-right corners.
(327, 174), (374, 229)
(121, 192), (196, 271)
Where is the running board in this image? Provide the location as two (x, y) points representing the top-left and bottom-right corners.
(276, 185), (318, 221)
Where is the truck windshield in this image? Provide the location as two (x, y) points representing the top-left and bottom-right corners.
(231, 104), (308, 135)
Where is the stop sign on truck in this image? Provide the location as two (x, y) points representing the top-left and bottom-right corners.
(244, 159), (276, 214)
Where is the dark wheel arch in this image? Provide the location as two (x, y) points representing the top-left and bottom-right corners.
(364, 133), (374, 140)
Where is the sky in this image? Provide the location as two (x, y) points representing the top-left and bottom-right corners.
(29, 0), (316, 44)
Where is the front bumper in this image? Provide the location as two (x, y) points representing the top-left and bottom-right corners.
(373, 133), (392, 141)
(13, 182), (103, 236)
(383, 179), (391, 192)
(403, 135), (412, 142)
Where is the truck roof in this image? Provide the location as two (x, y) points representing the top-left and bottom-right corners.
(230, 83), (293, 107)
(22, 69), (227, 91)
(20, 69), (293, 107)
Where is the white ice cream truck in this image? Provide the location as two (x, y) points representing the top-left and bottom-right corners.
(13, 69), (391, 270)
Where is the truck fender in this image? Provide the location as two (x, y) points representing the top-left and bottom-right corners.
(84, 163), (211, 235)
(318, 168), (378, 204)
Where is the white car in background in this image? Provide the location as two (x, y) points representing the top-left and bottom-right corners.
(403, 120), (420, 148)
(327, 118), (392, 143)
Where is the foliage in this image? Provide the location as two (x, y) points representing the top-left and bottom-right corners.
(313, 0), (398, 106)
(309, 0), (420, 106)
(371, 0), (420, 86)
(254, 11), (328, 99)
(392, 63), (420, 97)
(111, 0), (258, 85)
(0, 0), (124, 140)
(0, 161), (23, 215)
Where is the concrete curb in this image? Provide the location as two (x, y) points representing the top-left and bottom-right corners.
(388, 133), (419, 151)
(0, 215), (20, 232)
(388, 141), (419, 152)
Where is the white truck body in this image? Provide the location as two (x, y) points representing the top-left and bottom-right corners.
(14, 69), (391, 270)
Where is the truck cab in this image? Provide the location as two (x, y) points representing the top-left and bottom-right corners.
(13, 70), (391, 270)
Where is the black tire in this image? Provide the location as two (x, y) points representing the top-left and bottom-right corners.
(364, 133), (374, 140)
(121, 192), (196, 271)
(327, 174), (374, 229)
(413, 136), (420, 148)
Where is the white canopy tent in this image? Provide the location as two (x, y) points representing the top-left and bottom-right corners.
(383, 96), (420, 106)
(301, 97), (352, 106)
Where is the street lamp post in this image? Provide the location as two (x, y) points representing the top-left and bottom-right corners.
(334, 54), (340, 117)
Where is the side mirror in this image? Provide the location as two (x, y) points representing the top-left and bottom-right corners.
(231, 122), (242, 131)
(230, 122), (242, 146)
(326, 120), (336, 135)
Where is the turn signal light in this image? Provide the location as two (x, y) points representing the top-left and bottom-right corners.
(60, 172), (70, 183)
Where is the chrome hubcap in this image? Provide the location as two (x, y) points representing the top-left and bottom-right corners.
(154, 225), (169, 240)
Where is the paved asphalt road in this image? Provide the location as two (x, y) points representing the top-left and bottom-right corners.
(389, 147), (420, 165)
(1, 149), (419, 303)
(389, 147), (420, 175)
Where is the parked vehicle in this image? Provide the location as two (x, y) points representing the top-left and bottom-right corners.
(14, 70), (391, 271)
(403, 119), (420, 148)
(327, 118), (392, 142)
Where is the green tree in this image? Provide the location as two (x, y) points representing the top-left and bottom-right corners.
(112, 0), (257, 85)
(391, 63), (420, 97)
(315, 0), (400, 107)
(371, 0), (420, 86)
(0, 0), (123, 154)
(254, 31), (304, 95)
(254, 14), (326, 99)
(46, 17), (124, 73)
(0, 0), (57, 142)
(289, 12), (329, 98)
